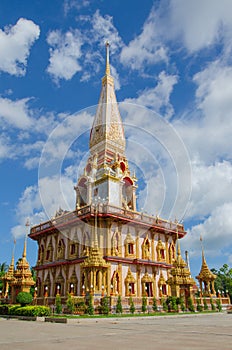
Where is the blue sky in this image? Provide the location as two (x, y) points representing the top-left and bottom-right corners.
(1, 0), (232, 279)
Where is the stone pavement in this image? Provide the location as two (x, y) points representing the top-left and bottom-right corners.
(0, 313), (231, 350)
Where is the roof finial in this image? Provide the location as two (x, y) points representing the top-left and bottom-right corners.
(200, 234), (206, 264)
(105, 41), (111, 76)
(8, 239), (16, 274)
(23, 218), (30, 259)
(176, 229), (181, 256)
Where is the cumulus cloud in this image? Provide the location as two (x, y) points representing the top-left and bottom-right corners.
(186, 160), (232, 220)
(47, 29), (83, 82)
(175, 60), (232, 164)
(90, 10), (123, 53)
(167, 0), (232, 53)
(11, 172), (76, 239)
(124, 71), (178, 118)
(120, 7), (168, 69)
(184, 202), (232, 257)
(0, 97), (32, 129)
(120, 103), (192, 221)
(0, 18), (40, 76)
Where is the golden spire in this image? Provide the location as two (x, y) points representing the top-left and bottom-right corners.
(7, 239), (16, 277)
(89, 42), (126, 155)
(105, 41), (111, 76)
(23, 219), (30, 259)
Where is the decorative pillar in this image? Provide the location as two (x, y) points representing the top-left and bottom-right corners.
(151, 234), (155, 261)
(137, 266), (141, 297)
(165, 237), (169, 263)
(136, 230), (139, 259)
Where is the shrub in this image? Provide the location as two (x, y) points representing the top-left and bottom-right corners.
(86, 294), (94, 315)
(5, 305), (50, 316)
(16, 292), (33, 306)
(0, 304), (11, 315)
(216, 299), (222, 312)
(203, 298), (208, 310)
(196, 298), (203, 312)
(142, 296), (147, 313)
(116, 295), (123, 314)
(66, 294), (75, 314)
(99, 296), (110, 315)
(177, 297), (185, 312)
(55, 294), (62, 314)
(187, 297), (195, 312)
(166, 296), (178, 312)
(8, 305), (21, 315)
(161, 297), (168, 312)
(152, 297), (158, 312)
(129, 296), (135, 314)
(210, 298), (216, 311)
(75, 300), (86, 314)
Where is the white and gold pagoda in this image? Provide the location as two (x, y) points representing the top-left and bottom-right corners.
(29, 43), (188, 305)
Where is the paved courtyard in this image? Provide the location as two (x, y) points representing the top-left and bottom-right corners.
(0, 313), (231, 350)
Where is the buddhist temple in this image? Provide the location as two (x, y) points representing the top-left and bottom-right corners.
(29, 43), (191, 307)
(2, 234), (35, 303)
(166, 236), (195, 299)
(196, 238), (216, 297)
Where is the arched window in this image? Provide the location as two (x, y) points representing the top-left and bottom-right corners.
(122, 177), (133, 209)
(77, 178), (87, 207)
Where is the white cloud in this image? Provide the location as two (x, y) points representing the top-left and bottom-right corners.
(167, 0), (232, 53)
(11, 172), (76, 239)
(90, 10), (123, 54)
(120, 7), (168, 69)
(184, 202), (232, 257)
(110, 64), (120, 90)
(0, 18), (40, 76)
(47, 29), (83, 82)
(0, 134), (13, 160)
(186, 160), (232, 220)
(64, 0), (90, 16)
(121, 103), (192, 221)
(124, 71), (178, 118)
(0, 97), (32, 129)
(175, 61), (232, 164)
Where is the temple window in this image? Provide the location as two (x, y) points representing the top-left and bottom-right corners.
(124, 232), (135, 258)
(71, 243), (76, 255)
(129, 282), (135, 295)
(162, 284), (167, 295)
(141, 272), (154, 297)
(125, 268), (136, 296)
(77, 178), (87, 207)
(161, 249), (165, 260)
(128, 243), (134, 255)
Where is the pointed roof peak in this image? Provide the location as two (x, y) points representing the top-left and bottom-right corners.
(105, 41), (111, 76)
(23, 218), (30, 260)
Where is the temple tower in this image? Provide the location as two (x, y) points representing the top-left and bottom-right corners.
(30, 43), (187, 306)
(75, 42), (137, 211)
(196, 237), (216, 296)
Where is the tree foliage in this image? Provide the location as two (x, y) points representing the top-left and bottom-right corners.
(211, 264), (232, 300)
(116, 295), (123, 314)
(129, 296), (135, 314)
(16, 292), (33, 306)
(55, 294), (62, 314)
(0, 262), (8, 290)
(86, 294), (94, 315)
